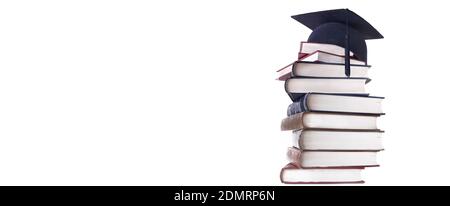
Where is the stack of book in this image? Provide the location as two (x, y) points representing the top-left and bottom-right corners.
(277, 42), (384, 184)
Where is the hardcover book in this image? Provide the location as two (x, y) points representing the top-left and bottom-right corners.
(281, 112), (380, 131)
(287, 93), (384, 116)
(280, 163), (364, 184)
(299, 42), (355, 57)
(285, 77), (370, 101)
(287, 147), (379, 168)
(292, 61), (370, 78)
(301, 50), (365, 65)
(277, 51), (367, 80)
(292, 129), (384, 151)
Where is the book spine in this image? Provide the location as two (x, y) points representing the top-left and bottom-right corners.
(298, 52), (309, 60)
(286, 147), (302, 164)
(284, 79), (308, 102)
(287, 94), (310, 116)
(280, 112), (305, 131)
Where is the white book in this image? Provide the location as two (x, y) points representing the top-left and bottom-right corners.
(287, 147), (379, 168)
(280, 163), (364, 184)
(300, 42), (354, 57)
(292, 61), (369, 78)
(287, 93), (384, 115)
(302, 50), (365, 65)
(285, 78), (368, 95)
(292, 130), (384, 151)
(301, 151), (378, 168)
(281, 112), (379, 131)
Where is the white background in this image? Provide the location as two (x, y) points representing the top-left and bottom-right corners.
(0, 0), (448, 185)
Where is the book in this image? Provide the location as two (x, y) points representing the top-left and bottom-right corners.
(298, 53), (309, 60)
(285, 77), (369, 101)
(292, 129), (384, 151)
(287, 147), (379, 168)
(300, 42), (355, 57)
(276, 61), (296, 81)
(280, 163), (364, 184)
(287, 93), (384, 116)
(277, 61), (369, 81)
(292, 61), (370, 78)
(280, 112), (380, 131)
(301, 51), (366, 65)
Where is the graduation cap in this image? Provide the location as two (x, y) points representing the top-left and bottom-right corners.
(292, 9), (383, 77)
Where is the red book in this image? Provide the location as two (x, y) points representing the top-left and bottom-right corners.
(275, 61), (296, 81)
(298, 52), (309, 60)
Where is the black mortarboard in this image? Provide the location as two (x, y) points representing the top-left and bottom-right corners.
(291, 9), (383, 77)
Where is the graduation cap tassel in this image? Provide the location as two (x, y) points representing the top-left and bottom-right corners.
(345, 9), (351, 77)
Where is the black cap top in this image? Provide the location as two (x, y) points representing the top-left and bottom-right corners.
(292, 9), (383, 67)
